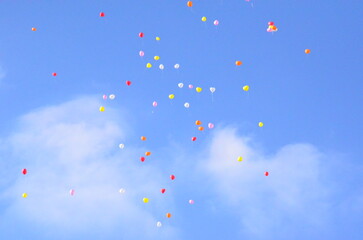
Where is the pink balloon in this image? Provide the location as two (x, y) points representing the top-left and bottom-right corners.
(152, 101), (158, 107)
(139, 51), (144, 57)
(267, 28), (273, 32)
(69, 189), (75, 196)
(103, 94), (107, 100)
(189, 200), (194, 204)
(208, 123), (214, 129)
(189, 84), (194, 89)
(213, 20), (219, 26)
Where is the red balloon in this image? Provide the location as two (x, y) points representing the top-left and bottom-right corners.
(191, 137), (197, 141)
(265, 171), (269, 176)
(139, 32), (144, 38)
(140, 156), (145, 162)
(170, 175), (175, 180)
(268, 21), (274, 26)
(161, 188), (166, 194)
(100, 12), (105, 17)
(22, 169), (27, 175)
(126, 80), (131, 86)
(52, 72), (57, 76)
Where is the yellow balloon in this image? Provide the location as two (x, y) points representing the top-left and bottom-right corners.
(243, 85), (250, 91)
(99, 106), (105, 112)
(146, 63), (152, 68)
(201, 16), (207, 22)
(143, 198), (149, 203)
(169, 94), (175, 99)
(237, 156), (243, 162)
(156, 37), (160, 41)
(258, 122), (264, 127)
(196, 87), (202, 93)
(154, 56), (160, 60)
(22, 193), (28, 198)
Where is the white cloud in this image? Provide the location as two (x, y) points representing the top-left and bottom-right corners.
(200, 128), (334, 239)
(0, 96), (180, 240)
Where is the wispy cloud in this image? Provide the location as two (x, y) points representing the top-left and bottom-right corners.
(0, 96), (180, 240)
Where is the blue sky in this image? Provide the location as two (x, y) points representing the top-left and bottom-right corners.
(0, 0), (362, 239)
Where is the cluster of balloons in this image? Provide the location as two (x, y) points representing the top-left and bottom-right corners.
(266, 21), (278, 32)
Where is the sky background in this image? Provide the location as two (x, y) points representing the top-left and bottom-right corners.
(0, 0), (362, 239)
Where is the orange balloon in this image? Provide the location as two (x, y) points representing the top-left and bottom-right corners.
(141, 136), (147, 141)
(31, 27), (37, 31)
(235, 61), (242, 66)
(305, 49), (311, 54)
(272, 26), (277, 30)
(145, 151), (151, 156)
(166, 213), (172, 218)
(187, 1), (193, 7)
(198, 126), (204, 131)
(195, 120), (202, 125)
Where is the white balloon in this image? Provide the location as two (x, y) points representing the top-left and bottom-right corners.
(119, 188), (126, 194)
(209, 87), (216, 93)
(184, 102), (190, 108)
(109, 94), (116, 100)
(119, 144), (125, 149)
(174, 64), (180, 69)
(156, 221), (162, 227)
(178, 83), (184, 88)
(159, 64), (164, 70)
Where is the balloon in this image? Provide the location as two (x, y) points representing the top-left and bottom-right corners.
(189, 200), (194, 204)
(159, 64), (164, 70)
(214, 20), (219, 26)
(141, 136), (147, 141)
(187, 1), (193, 7)
(201, 16), (207, 22)
(195, 120), (202, 125)
(196, 87), (202, 93)
(184, 102), (190, 108)
(169, 94), (175, 99)
(119, 188), (126, 194)
(156, 36), (160, 41)
(145, 151), (151, 156)
(178, 83), (184, 88)
(208, 123), (214, 129)
(153, 101), (158, 107)
(258, 122), (264, 127)
(140, 156), (145, 162)
(52, 72), (57, 76)
(119, 143), (125, 149)
(100, 12), (105, 17)
(198, 126), (204, 131)
(243, 85), (250, 91)
(161, 188), (166, 194)
(237, 156), (243, 162)
(166, 213), (172, 218)
(157, 221), (162, 227)
(109, 94), (115, 100)
(139, 32), (144, 38)
(126, 80), (132, 86)
(174, 64), (180, 69)
(210, 87), (216, 93)
(22, 169), (27, 175)
(69, 189), (75, 196)
(139, 51), (145, 57)
(189, 84), (193, 89)
(154, 56), (160, 60)
(272, 26), (277, 30)
(103, 94), (107, 100)
(22, 193), (28, 198)
(170, 175), (175, 180)
(191, 137), (197, 141)
(305, 49), (311, 54)
(269, 25), (274, 29)
(235, 61), (242, 66)
(265, 171), (269, 176)
(146, 63), (152, 68)
(267, 28), (273, 32)
(143, 198), (149, 203)
(31, 27), (36, 31)
(268, 21), (274, 26)
(99, 106), (105, 112)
